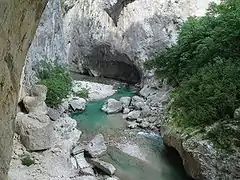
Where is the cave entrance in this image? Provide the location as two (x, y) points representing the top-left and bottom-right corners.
(82, 44), (142, 85)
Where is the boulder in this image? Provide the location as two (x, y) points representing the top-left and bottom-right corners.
(234, 107), (240, 119)
(15, 112), (53, 151)
(131, 96), (145, 110)
(140, 105), (151, 117)
(70, 98), (86, 111)
(120, 97), (131, 108)
(86, 134), (107, 157)
(127, 121), (138, 129)
(89, 158), (116, 176)
(139, 121), (150, 129)
(123, 108), (131, 114)
(125, 110), (141, 120)
(47, 107), (61, 121)
(74, 153), (95, 175)
(101, 98), (123, 114)
(23, 85), (48, 114)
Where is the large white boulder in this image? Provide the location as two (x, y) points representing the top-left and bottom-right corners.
(125, 110), (141, 120)
(70, 97), (86, 111)
(15, 112), (53, 151)
(23, 85), (48, 114)
(86, 134), (107, 158)
(120, 96), (131, 108)
(89, 158), (116, 176)
(101, 98), (123, 114)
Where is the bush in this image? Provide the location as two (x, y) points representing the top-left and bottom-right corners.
(146, 0), (240, 150)
(21, 155), (35, 166)
(38, 62), (72, 107)
(76, 87), (89, 99)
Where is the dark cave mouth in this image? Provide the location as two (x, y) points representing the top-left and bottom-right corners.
(80, 44), (142, 85)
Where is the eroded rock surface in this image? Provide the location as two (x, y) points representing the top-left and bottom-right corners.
(0, 1), (47, 179)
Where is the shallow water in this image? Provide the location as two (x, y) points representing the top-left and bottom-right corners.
(72, 83), (192, 180)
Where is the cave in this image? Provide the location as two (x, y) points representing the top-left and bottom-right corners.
(82, 44), (142, 84)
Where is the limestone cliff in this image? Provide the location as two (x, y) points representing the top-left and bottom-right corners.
(23, 0), (66, 92)
(0, 1), (47, 179)
(63, 0), (218, 83)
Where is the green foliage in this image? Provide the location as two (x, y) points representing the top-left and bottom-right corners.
(147, 0), (240, 150)
(38, 61), (72, 107)
(76, 87), (90, 99)
(21, 155), (35, 167)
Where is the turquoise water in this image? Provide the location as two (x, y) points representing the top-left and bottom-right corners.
(72, 83), (192, 180)
(72, 84), (135, 138)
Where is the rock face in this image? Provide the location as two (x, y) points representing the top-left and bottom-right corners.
(102, 98), (123, 114)
(24, 0), (67, 91)
(162, 127), (240, 180)
(0, 1), (47, 179)
(63, 0), (216, 83)
(15, 112), (53, 151)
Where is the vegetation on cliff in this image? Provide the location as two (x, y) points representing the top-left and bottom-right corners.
(146, 0), (240, 151)
(38, 62), (72, 107)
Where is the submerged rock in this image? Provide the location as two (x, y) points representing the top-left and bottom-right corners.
(102, 98), (123, 114)
(86, 134), (107, 158)
(89, 158), (116, 176)
(15, 112), (53, 151)
(70, 98), (87, 111)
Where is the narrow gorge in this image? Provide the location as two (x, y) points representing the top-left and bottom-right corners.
(0, 0), (239, 180)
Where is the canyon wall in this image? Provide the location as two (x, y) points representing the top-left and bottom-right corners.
(63, 0), (218, 83)
(0, 1), (47, 179)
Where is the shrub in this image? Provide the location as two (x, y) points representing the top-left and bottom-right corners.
(38, 62), (72, 107)
(76, 87), (89, 99)
(146, 0), (240, 150)
(21, 155), (35, 166)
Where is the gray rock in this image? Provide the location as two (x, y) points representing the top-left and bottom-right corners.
(23, 85), (48, 114)
(24, 0), (67, 91)
(123, 108), (131, 114)
(131, 96), (145, 110)
(101, 98), (123, 114)
(75, 153), (91, 169)
(74, 176), (97, 180)
(71, 144), (85, 156)
(140, 105), (151, 117)
(86, 134), (107, 157)
(125, 110), (141, 120)
(136, 118), (143, 123)
(139, 85), (153, 98)
(89, 158), (116, 176)
(127, 121), (138, 129)
(47, 107), (61, 121)
(15, 112), (53, 151)
(70, 98), (86, 111)
(139, 121), (150, 129)
(120, 97), (131, 108)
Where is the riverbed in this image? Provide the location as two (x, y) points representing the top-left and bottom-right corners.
(71, 77), (192, 180)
